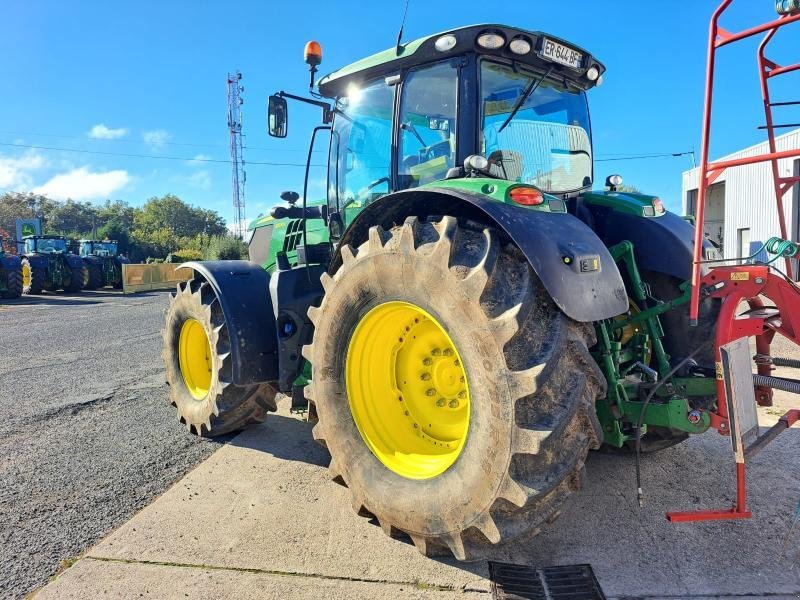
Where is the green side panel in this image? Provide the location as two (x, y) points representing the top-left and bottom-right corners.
(581, 190), (664, 218)
(248, 199), (330, 273)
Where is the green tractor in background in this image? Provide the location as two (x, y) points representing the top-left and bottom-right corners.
(78, 239), (128, 290)
(0, 236), (23, 299)
(162, 26), (720, 560)
(20, 235), (84, 295)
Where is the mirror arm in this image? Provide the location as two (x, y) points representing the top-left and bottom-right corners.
(276, 91), (334, 124)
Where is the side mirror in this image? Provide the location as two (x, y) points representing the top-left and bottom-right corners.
(268, 95), (288, 138)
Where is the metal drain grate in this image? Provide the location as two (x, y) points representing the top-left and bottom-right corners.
(489, 562), (606, 600)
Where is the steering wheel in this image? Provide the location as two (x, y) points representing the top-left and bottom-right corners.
(342, 176), (391, 209)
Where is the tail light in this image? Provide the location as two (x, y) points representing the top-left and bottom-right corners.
(509, 187), (544, 206)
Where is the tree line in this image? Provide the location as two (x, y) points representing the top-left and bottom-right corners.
(0, 192), (247, 262)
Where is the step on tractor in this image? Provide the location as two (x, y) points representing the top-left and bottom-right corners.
(162, 4), (800, 561)
(20, 235), (84, 295)
(78, 239), (128, 290)
(0, 236), (22, 299)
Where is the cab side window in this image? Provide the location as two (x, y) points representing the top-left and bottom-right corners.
(329, 79), (394, 225)
(397, 61), (458, 190)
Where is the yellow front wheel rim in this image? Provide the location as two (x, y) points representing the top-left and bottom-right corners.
(346, 301), (470, 480)
(178, 318), (213, 400)
(22, 263), (31, 288)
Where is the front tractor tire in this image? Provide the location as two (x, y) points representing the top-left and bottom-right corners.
(304, 216), (603, 561)
(162, 276), (278, 436)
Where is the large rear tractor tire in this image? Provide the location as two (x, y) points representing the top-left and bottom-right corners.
(304, 216), (603, 561)
(162, 276), (278, 436)
(63, 263), (83, 293)
(82, 263), (103, 290)
(22, 259), (44, 295)
(3, 266), (22, 299)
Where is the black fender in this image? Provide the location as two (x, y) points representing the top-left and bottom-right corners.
(24, 254), (48, 269)
(82, 256), (101, 266)
(1, 254), (21, 270)
(177, 261), (278, 385)
(332, 188), (628, 322)
(588, 208), (718, 281)
(65, 254), (84, 269)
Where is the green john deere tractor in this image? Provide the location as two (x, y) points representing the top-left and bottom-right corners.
(0, 236), (23, 299)
(20, 235), (84, 295)
(78, 239), (128, 290)
(162, 25), (720, 560)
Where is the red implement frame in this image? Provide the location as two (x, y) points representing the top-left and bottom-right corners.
(673, 1), (800, 522)
(690, 2), (800, 323)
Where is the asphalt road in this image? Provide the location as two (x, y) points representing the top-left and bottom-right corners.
(0, 290), (224, 600)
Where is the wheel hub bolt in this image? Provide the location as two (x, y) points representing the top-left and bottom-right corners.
(431, 348), (441, 356)
(426, 388), (436, 397)
(453, 359), (460, 366)
(459, 375), (465, 383)
(443, 348), (453, 357)
(422, 357), (433, 366)
(436, 398), (446, 407)
(449, 399), (459, 409)
(420, 373), (431, 381)
(457, 390), (466, 399)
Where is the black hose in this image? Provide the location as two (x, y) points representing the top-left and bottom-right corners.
(635, 339), (713, 507)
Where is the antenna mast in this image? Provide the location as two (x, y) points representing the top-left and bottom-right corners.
(227, 71), (246, 239)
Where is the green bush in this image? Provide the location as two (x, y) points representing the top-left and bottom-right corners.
(166, 248), (203, 263)
(204, 235), (248, 261)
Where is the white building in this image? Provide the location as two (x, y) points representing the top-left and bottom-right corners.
(682, 128), (800, 271)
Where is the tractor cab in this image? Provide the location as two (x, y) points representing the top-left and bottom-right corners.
(23, 235), (68, 255)
(79, 240), (119, 257)
(268, 25), (605, 236)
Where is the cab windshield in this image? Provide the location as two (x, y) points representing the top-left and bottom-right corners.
(94, 242), (117, 256)
(480, 61), (593, 193)
(29, 238), (66, 253)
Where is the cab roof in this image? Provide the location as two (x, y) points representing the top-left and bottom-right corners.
(317, 24), (605, 98)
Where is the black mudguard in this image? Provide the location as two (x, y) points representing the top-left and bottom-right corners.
(587, 208), (717, 281)
(25, 255), (48, 269)
(332, 188), (628, 322)
(178, 261), (279, 386)
(65, 254), (84, 269)
(1, 254), (21, 270)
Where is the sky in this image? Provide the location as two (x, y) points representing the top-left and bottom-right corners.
(1, 0), (798, 225)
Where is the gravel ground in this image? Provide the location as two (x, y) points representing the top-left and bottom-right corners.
(0, 290), (225, 600)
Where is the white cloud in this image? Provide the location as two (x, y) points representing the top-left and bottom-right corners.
(186, 170), (212, 191)
(0, 150), (47, 190)
(33, 167), (129, 200)
(88, 124), (128, 139)
(143, 129), (171, 148)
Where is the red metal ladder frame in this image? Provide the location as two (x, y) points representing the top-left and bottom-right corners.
(672, 1), (800, 522)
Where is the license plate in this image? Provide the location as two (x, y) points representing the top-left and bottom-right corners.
(540, 38), (583, 69)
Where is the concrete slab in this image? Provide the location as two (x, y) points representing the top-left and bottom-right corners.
(36, 394), (800, 599)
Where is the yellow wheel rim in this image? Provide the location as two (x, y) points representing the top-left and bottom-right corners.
(22, 263), (31, 288)
(346, 301), (470, 480)
(178, 318), (213, 400)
